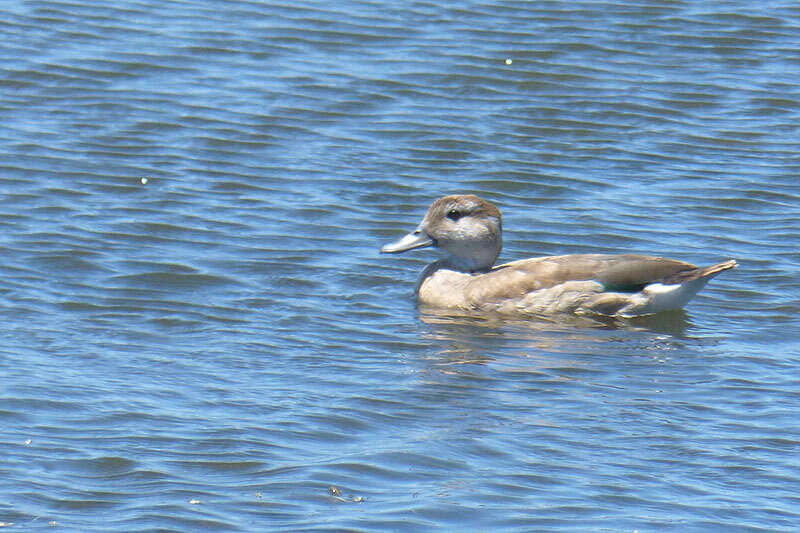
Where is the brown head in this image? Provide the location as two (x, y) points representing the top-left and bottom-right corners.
(381, 194), (503, 272)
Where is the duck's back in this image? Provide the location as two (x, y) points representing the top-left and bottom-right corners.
(499, 254), (696, 289)
(466, 253), (689, 295)
(418, 253), (727, 315)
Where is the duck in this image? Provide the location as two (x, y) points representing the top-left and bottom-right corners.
(380, 194), (737, 317)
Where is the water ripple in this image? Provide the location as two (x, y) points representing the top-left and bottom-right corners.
(1, 0), (799, 530)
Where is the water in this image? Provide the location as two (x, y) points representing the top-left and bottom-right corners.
(1, 0), (799, 530)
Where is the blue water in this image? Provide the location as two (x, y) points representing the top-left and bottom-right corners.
(1, 0), (799, 531)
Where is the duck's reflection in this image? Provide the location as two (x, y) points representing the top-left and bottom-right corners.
(419, 306), (690, 335)
(415, 306), (692, 369)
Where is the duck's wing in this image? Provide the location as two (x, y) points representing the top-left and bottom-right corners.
(459, 254), (736, 315)
(463, 253), (738, 307)
(491, 254), (698, 291)
(584, 254), (701, 291)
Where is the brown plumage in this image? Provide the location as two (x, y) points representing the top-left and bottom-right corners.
(381, 195), (737, 317)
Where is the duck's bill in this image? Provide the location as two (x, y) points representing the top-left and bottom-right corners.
(381, 229), (434, 253)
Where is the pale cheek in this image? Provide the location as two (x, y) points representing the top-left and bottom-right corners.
(460, 225), (490, 241)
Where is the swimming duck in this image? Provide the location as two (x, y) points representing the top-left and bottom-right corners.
(381, 194), (737, 316)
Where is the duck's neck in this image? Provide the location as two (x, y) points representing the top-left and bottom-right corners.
(436, 230), (502, 272)
(442, 253), (495, 273)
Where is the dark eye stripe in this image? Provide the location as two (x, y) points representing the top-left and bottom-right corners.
(446, 209), (462, 221)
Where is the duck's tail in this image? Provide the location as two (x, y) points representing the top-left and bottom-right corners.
(697, 259), (738, 278)
(587, 259), (737, 317)
(664, 259), (738, 284)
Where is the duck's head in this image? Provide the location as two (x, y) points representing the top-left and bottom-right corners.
(381, 194), (502, 272)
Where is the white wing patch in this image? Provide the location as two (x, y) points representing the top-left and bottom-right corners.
(620, 278), (712, 316)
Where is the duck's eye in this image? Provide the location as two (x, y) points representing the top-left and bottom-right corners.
(446, 209), (462, 221)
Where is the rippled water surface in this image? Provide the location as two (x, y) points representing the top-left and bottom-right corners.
(2, 0), (800, 531)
